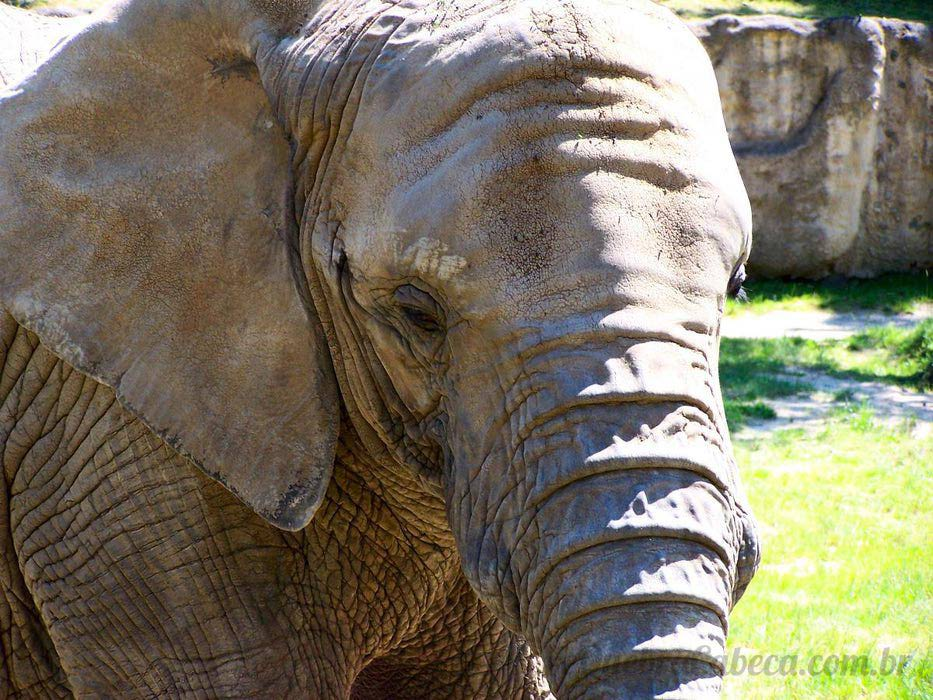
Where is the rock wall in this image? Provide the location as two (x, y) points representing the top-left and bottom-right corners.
(693, 16), (932, 278)
(0, 5), (82, 88)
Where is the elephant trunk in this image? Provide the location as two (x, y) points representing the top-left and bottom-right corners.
(524, 455), (736, 698)
(456, 335), (758, 698)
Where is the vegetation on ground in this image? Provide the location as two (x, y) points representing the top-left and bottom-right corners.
(721, 278), (931, 696)
(847, 320), (933, 389)
(720, 320), (932, 428)
(724, 407), (932, 698)
(719, 338), (813, 430)
(662, 0), (933, 22)
(726, 271), (931, 316)
(718, 272), (932, 430)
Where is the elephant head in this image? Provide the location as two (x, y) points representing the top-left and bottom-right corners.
(0, 0), (759, 696)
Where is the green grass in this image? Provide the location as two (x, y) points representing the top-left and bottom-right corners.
(727, 272), (931, 317)
(719, 321), (933, 431)
(661, 0), (933, 22)
(720, 337), (814, 430)
(720, 305), (932, 695)
(724, 408), (932, 698)
(727, 399), (779, 426)
(847, 321), (933, 389)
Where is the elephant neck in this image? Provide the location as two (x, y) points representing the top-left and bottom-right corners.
(300, 423), (462, 673)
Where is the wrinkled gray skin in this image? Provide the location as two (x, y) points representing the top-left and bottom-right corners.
(0, 0), (759, 697)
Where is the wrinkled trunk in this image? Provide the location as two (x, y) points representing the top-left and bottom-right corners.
(450, 332), (759, 699)
(522, 441), (738, 698)
(518, 419), (744, 698)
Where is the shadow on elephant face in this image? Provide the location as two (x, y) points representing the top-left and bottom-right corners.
(285, 3), (752, 499)
(1, 1), (762, 695)
(0, 0), (751, 556)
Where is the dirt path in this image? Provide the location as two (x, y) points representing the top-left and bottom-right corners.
(733, 367), (932, 440)
(726, 307), (932, 439)
(722, 304), (931, 340)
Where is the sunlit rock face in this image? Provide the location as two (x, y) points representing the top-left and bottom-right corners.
(0, 6), (86, 89)
(694, 15), (932, 279)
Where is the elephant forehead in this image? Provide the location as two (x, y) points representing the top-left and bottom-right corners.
(339, 0), (749, 250)
(332, 0), (749, 321)
(367, 169), (744, 323)
(353, 0), (728, 153)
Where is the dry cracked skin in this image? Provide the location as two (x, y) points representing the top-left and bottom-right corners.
(0, 1), (760, 696)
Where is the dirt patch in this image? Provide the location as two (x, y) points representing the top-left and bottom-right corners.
(722, 305), (931, 340)
(727, 307), (932, 439)
(734, 367), (932, 440)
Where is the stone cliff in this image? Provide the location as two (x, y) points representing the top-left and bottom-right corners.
(694, 15), (931, 278)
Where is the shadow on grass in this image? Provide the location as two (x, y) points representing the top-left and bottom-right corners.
(724, 399), (777, 431)
(781, 361), (931, 392)
(720, 338), (813, 399)
(721, 335), (930, 389)
(740, 271), (931, 314)
(720, 338), (814, 430)
(673, 1), (933, 22)
(719, 328), (932, 430)
(787, 0), (932, 21)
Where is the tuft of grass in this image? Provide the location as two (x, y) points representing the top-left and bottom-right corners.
(842, 320), (933, 390)
(725, 411), (932, 698)
(848, 320), (933, 390)
(826, 399), (878, 431)
(725, 399), (778, 429)
(661, 0), (933, 22)
(831, 388), (857, 403)
(727, 272), (931, 317)
(901, 324), (933, 389)
(720, 324), (933, 396)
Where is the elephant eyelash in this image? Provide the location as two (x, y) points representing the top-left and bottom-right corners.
(401, 305), (444, 333)
(727, 263), (748, 302)
(394, 285), (446, 334)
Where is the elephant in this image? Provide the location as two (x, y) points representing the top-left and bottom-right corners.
(0, 0), (760, 697)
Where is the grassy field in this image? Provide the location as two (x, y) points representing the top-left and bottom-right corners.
(6, 0), (933, 22)
(719, 274), (931, 697)
(721, 320), (933, 428)
(726, 272), (931, 316)
(724, 409), (931, 698)
(721, 271), (931, 428)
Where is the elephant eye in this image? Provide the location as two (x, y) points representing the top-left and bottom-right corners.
(393, 284), (445, 334)
(727, 263), (747, 301)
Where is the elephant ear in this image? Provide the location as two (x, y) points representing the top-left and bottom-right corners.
(0, 0), (338, 531)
